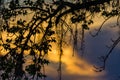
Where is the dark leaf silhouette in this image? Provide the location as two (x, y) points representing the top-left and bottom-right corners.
(0, 0), (120, 80)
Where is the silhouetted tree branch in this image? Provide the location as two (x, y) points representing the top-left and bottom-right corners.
(0, 0), (120, 80)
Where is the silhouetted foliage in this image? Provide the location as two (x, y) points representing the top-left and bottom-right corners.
(0, 0), (120, 80)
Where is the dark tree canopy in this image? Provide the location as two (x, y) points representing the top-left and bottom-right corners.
(0, 0), (120, 80)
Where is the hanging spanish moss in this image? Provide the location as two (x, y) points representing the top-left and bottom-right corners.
(1, 0), (120, 80)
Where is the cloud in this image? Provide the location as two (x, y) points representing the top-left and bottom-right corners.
(43, 16), (120, 80)
(1, 11), (118, 80)
(44, 44), (106, 80)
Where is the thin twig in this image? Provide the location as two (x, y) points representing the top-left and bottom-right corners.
(95, 36), (120, 72)
(81, 26), (85, 57)
(90, 16), (111, 37)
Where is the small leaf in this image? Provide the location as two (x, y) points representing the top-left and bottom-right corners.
(82, 24), (89, 30)
(71, 17), (76, 23)
(6, 39), (12, 43)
